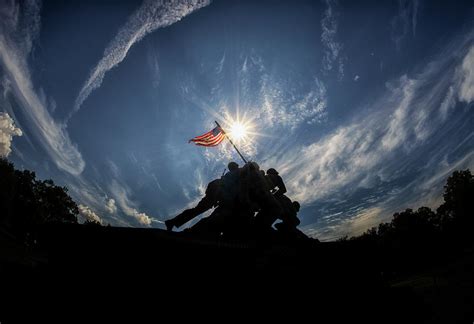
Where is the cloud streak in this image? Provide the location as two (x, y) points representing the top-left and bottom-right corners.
(277, 41), (473, 202)
(71, 0), (211, 120)
(181, 51), (328, 167)
(321, 0), (344, 79)
(266, 36), (474, 239)
(458, 45), (474, 103)
(391, 0), (419, 49)
(109, 179), (154, 226)
(0, 0), (85, 175)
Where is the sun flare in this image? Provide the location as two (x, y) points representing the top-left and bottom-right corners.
(229, 122), (247, 141)
(218, 109), (262, 146)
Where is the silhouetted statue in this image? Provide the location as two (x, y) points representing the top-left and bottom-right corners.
(276, 199), (301, 229)
(175, 160), (308, 241)
(165, 162), (243, 232)
(255, 192), (300, 232)
(187, 162), (255, 238)
(165, 178), (222, 231)
(266, 168), (287, 197)
(188, 162), (279, 239)
(220, 161), (240, 208)
(274, 200), (308, 240)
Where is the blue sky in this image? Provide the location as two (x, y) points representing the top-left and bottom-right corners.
(0, 0), (473, 240)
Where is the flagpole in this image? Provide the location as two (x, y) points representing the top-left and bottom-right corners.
(215, 121), (248, 164)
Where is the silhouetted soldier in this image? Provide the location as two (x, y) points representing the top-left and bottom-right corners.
(165, 178), (222, 231)
(275, 199), (301, 230)
(220, 162), (240, 208)
(266, 168), (287, 197)
(208, 161), (256, 238)
(191, 161), (275, 239)
(170, 162), (240, 234)
(274, 200), (309, 241)
(255, 192), (299, 231)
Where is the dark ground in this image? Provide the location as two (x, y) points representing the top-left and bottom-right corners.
(1, 224), (473, 323)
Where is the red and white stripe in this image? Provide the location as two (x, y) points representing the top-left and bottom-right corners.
(189, 129), (225, 147)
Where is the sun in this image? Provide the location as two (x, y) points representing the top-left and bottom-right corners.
(217, 109), (261, 145)
(228, 122), (248, 141)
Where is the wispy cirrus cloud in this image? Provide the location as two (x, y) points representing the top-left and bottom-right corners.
(267, 34), (474, 240)
(109, 179), (155, 226)
(321, 0), (344, 79)
(147, 46), (161, 89)
(276, 38), (473, 203)
(0, 112), (22, 157)
(181, 51), (328, 167)
(65, 175), (132, 227)
(311, 149), (474, 241)
(71, 0), (211, 120)
(458, 45), (474, 103)
(391, 0), (419, 50)
(0, 0), (85, 175)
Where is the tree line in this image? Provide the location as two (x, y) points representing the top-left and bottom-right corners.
(0, 158), (102, 242)
(347, 169), (474, 248)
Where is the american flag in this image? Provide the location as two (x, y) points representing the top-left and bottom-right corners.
(189, 126), (225, 147)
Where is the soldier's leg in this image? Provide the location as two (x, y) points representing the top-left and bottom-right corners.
(166, 196), (214, 230)
(188, 208), (224, 237)
(255, 210), (278, 232)
(168, 208), (200, 229)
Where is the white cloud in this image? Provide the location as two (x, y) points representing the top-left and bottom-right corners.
(334, 207), (384, 239)
(321, 0), (344, 79)
(303, 149), (474, 241)
(380, 76), (416, 151)
(1, 75), (12, 98)
(391, 0), (419, 50)
(269, 33), (474, 241)
(147, 46), (160, 88)
(439, 86), (455, 121)
(216, 52), (225, 74)
(110, 180), (154, 226)
(71, 0), (211, 119)
(354, 75), (360, 81)
(78, 204), (103, 224)
(65, 176), (134, 227)
(267, 33), (474, 210)
(259, 76), (328, 130)
(0, 0), (85, 175)
(105, 198), (117, 214)
(413, 151), (474, 208)
(0, 112), (22, 157)
(458, 45), (474, 103)
(181, 53), (328, 167)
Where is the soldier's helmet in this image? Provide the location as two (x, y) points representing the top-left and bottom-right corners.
(292, 201), (301, 212)
(249, 161), (260, 171)
(267, 168), (279, 176)
(228, 161), (239, 171)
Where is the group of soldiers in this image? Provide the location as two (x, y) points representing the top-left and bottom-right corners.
(165, 161), (302, 241)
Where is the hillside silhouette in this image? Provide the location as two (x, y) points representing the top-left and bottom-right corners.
(1, 157), (473, 322)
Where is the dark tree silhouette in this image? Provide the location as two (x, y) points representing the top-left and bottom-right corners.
(437, 169), (474, 235)
(83, 219), (102, 226)
(0, 158), (78, 239)
(355, 169), (473, 246)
